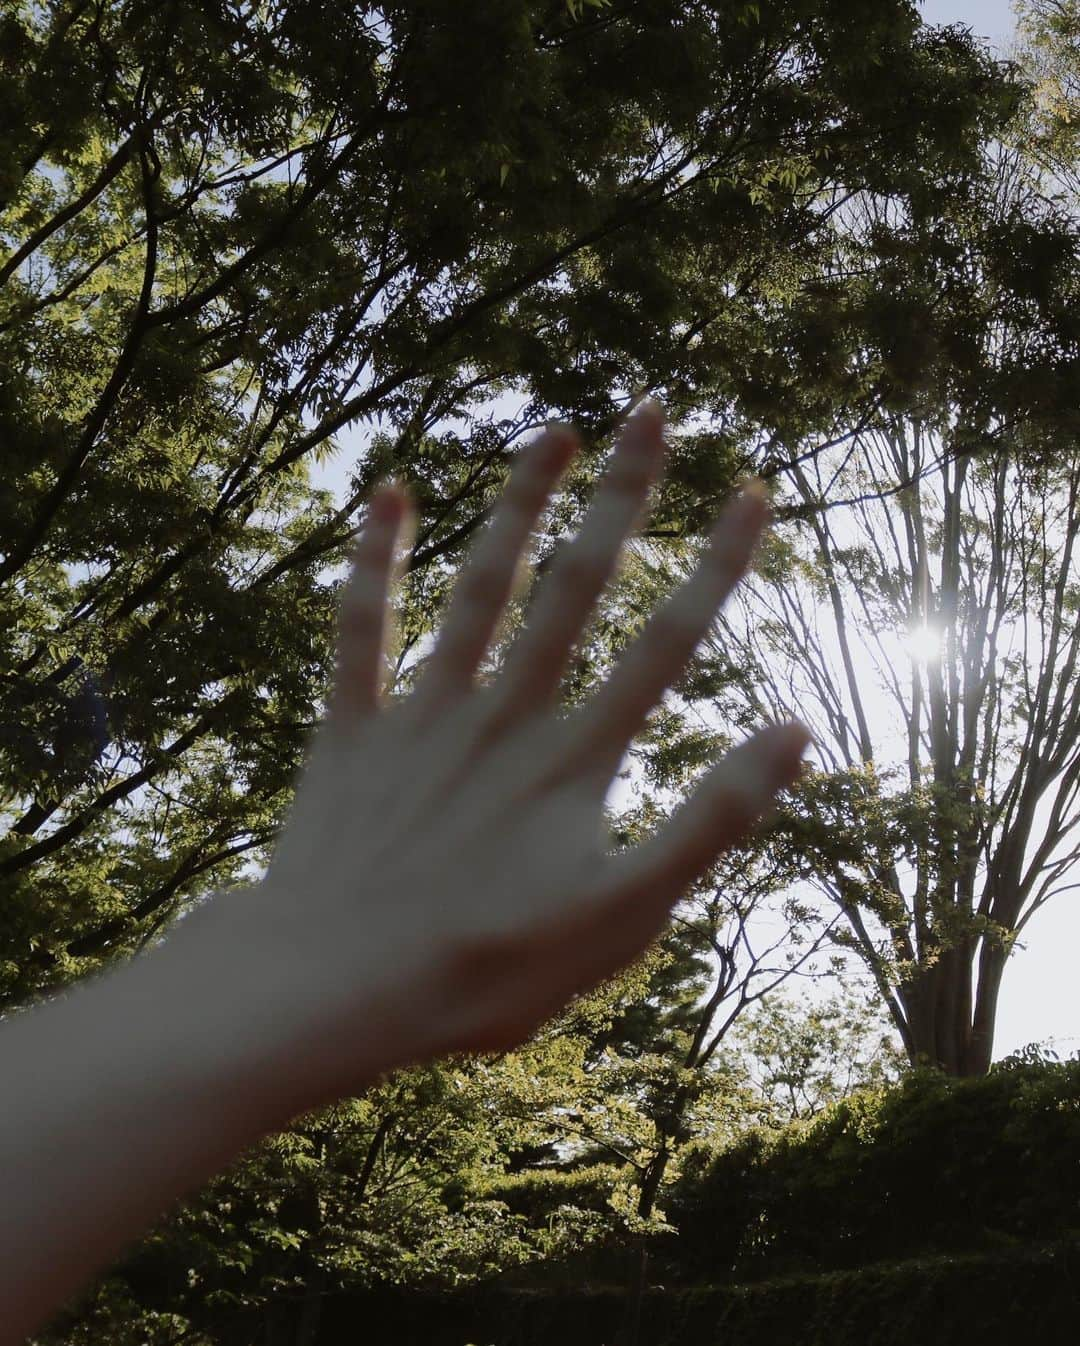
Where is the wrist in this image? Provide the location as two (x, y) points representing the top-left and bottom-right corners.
(159, 883), (411, 1121)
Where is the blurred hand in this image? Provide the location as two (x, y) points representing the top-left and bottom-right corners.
(247, 401), (810, 1108)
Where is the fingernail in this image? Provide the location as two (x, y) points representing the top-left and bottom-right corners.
(710, 480), (771, 550)
(371, 486), (400, 523)
(544, 423), (579, 466)
(741, 724), (813, 822)
(372, 477), (412, 525)
(632, 399), (666, 439)
(769, 722), (814, 784)
(739, 478), (771, 519)
(626, 403), (666, 459)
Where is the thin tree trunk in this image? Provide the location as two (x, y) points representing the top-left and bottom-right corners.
(620, 1141), (674, 1346)
(295, 1266), (329, 1346)
(971, 939), (1009, 1076)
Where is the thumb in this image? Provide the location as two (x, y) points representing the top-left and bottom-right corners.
(592, 721), (812, 925)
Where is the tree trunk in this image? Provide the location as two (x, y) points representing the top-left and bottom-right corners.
(902, 946), (993, 1078)
(970, 939), (1009, 1076)
(295, 1265), (329, 1346)
(619, 1140), (674, 1346)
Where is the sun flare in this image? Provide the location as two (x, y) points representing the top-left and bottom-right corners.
(903, 623), (943, 664)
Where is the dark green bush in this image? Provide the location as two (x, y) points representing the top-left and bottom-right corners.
(204, 1060), (1080, 1344)
(310, 1240), (1080, 1345)
(663, 1055), (1080, 1283)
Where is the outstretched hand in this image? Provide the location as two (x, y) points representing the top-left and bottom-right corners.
(251, 401), (811, 1110)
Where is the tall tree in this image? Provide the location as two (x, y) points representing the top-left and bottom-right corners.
(699, 427), (1080, 1076)
(0, 0), (1015, 1017)
(602, 40), (1080, 1076)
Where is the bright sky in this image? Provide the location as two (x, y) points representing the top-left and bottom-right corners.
(305, 0), (1080, 1062)
(920, 0), (1018, 50)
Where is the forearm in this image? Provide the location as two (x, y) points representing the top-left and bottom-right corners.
(0, 890), (310, 1343)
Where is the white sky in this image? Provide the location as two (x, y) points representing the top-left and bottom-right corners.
(303, 0), (1079, 1061)
(920, 0), (1018, 50)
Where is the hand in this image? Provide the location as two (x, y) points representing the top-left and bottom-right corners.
(250, 401), (811, 1110)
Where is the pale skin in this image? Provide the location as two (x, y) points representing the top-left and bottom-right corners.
(0, 401), (810, 1340)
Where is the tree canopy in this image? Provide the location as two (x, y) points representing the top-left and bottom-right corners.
(0, 0), (1018, 1012)
(4, 1), (1080, 1341)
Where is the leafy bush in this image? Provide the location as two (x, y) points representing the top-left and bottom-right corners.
(308, 1239), (1080, 1345)
(662, 1054), (1080, 1283)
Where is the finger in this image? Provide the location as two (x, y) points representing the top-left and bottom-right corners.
(329, 482), (416, 723)
(410, 424), (580, 721)
(484, 400), (668, 734)
(583, 722), (812, 933)
(558, 480), (771, 783)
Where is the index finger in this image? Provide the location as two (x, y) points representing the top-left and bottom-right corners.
(410, 424), (581, 723)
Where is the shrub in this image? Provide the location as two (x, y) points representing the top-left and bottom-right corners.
(662, 1055), (1080, 1282)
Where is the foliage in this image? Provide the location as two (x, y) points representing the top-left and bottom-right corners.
(291, 1240), (1080, 1345)
(56, 1055), (1080, 1341)
(723, 985), (906, 1123)
(0, 0), (1020, 1016)
(0, 0), (1056, 1340)
(662, 1052), (1080, 1284)
(1016, 0), (1080, 190)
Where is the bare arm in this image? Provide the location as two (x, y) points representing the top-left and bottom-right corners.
(0, 888), (358, 1344)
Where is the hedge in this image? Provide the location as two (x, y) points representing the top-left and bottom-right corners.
(661, 1056), (1080, 1282)
(302, 1238), (1080, 1345)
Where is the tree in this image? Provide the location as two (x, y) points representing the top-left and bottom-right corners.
(595, 39), (1080, 1077)
(525, 794), (836, 1346)
(695, 426), (1080, 1077)
(1015, 0), (1080, 192)
(0, 0), (1016, 1018)
(725, 985), (906, 1123)
(0, 2), (1039, 1337)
